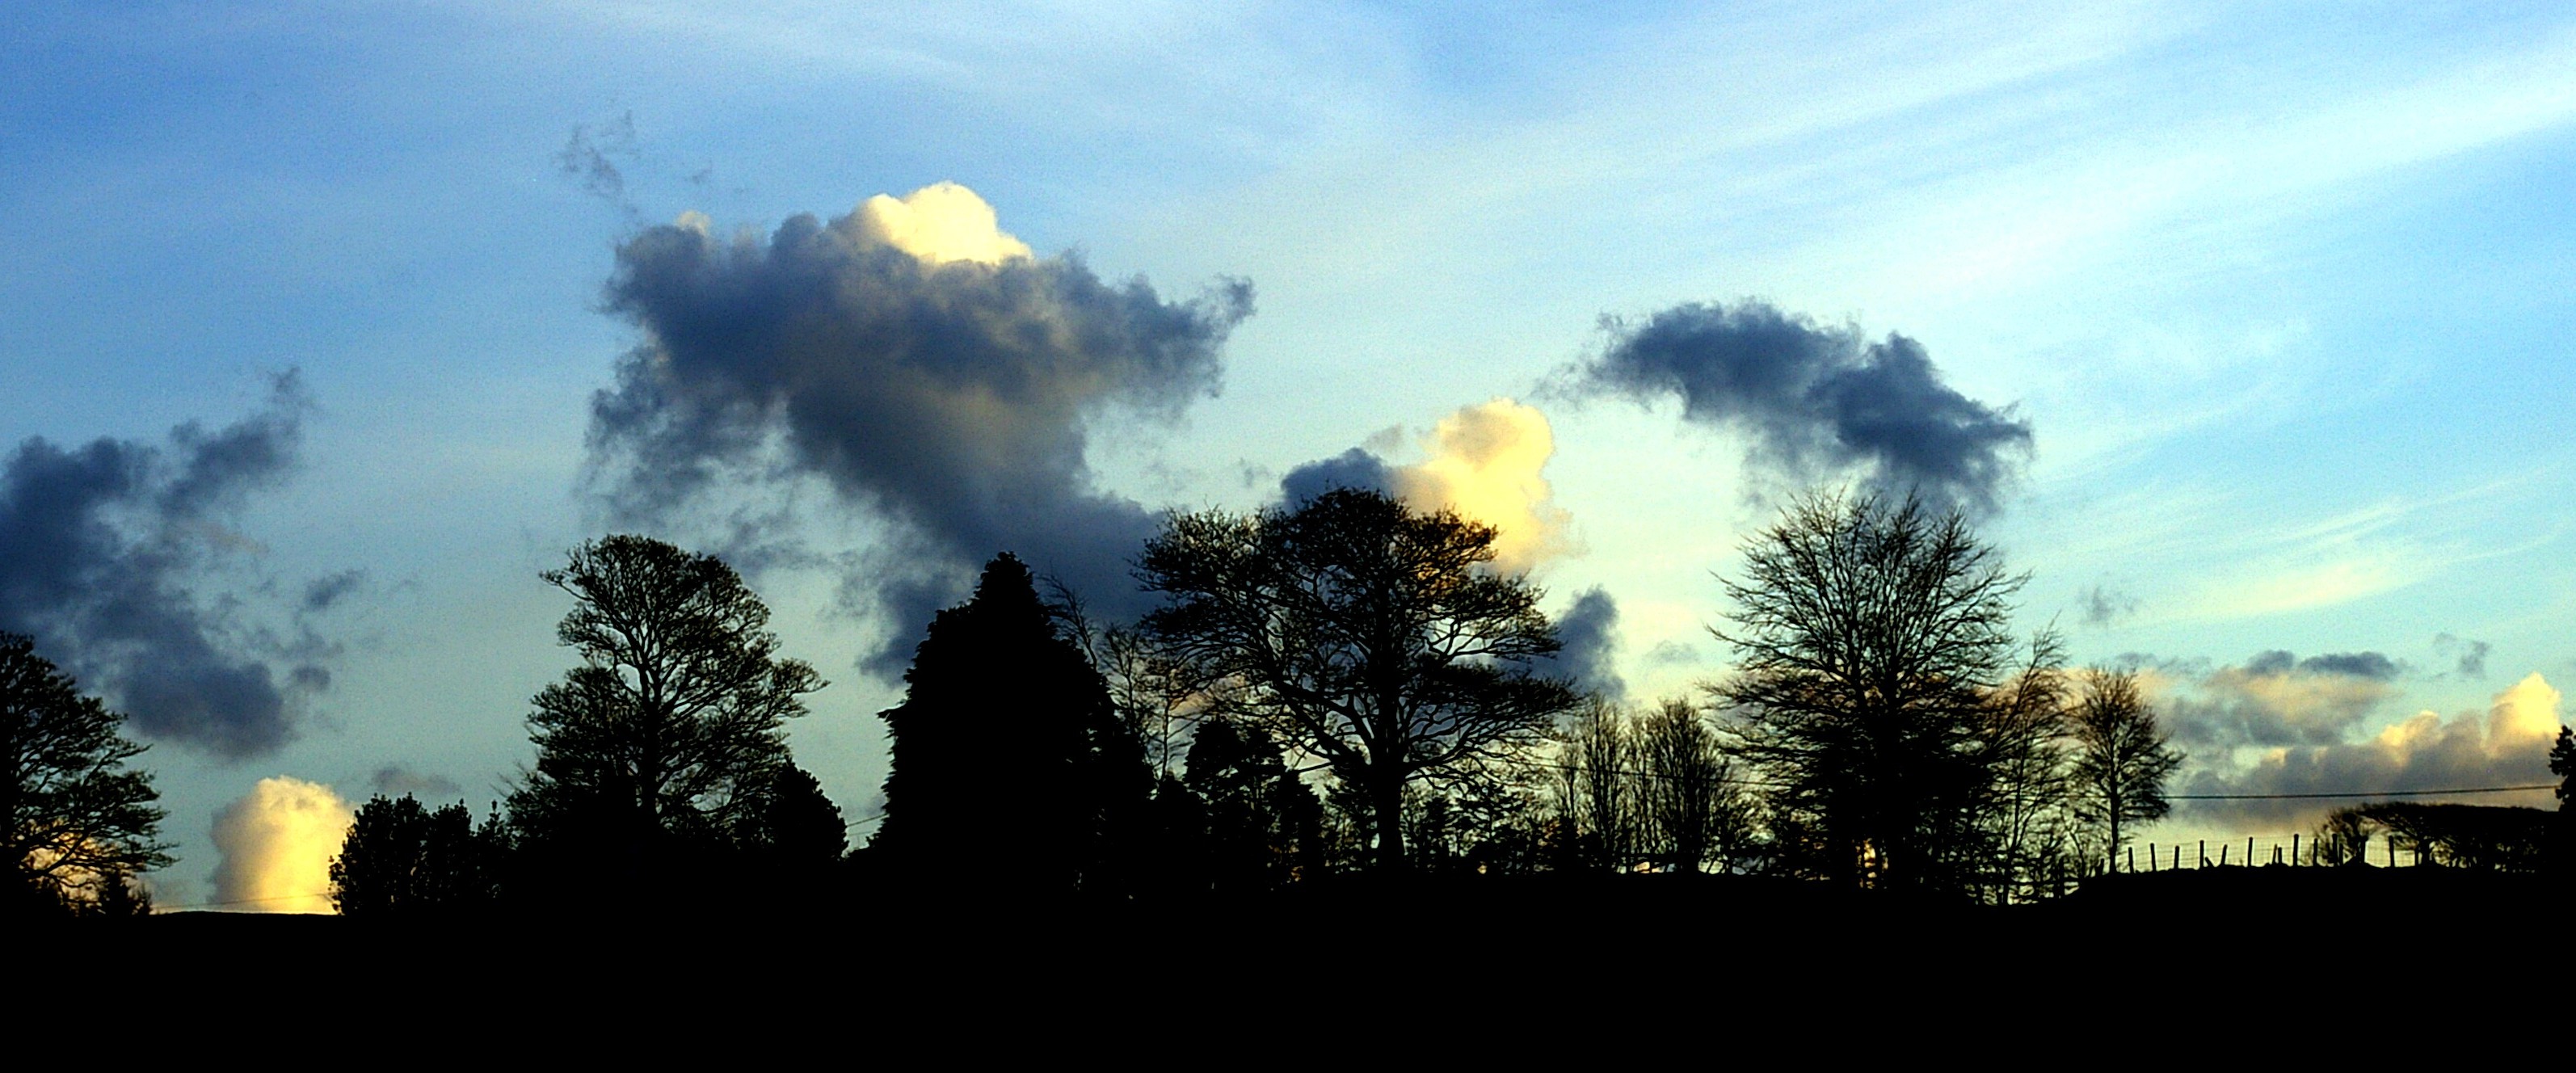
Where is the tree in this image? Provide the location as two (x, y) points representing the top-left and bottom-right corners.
(1713, 490), (2048, 894)
(870, 553), (1148, 895)
(1139, 487), (1583, 872)
(2067, 667), (2182, 874)
(1635, 698), (1747, 875)
(3, 633), (170, 916)
(329, 794), (500, 915)
(509, 536), (823, 887)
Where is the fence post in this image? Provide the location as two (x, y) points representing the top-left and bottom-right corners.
(2199, 839), (2207, 868)
(2292, 834), (2300, 865)
(2127, 846), (2135, 874)
(2247, 835), (2254, 865)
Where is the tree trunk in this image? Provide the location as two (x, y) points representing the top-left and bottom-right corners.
(1370, 770), (1407, 873)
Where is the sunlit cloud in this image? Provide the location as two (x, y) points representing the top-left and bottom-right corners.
(1389, 398), (1574, 573)
(852, 181), (1033, 266)
(209, 776), (354, 914)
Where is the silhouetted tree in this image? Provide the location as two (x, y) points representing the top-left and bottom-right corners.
(508, 536), (823, 893)
(3, 633), (170, 917)
(1185, 720), (1316, 892)
(1139, 488), (1582, 871)
(872, 554), (1148, 896)
(2551, 725), (2574, 876)
(1563, 700), (1638, 871)
(735, 764), (848, 877)
(1714, 490), (2052, 894)
(2068, 667), (2181, 874)
(330, 794), (501, 915)
(1635, 699), (1747, 874)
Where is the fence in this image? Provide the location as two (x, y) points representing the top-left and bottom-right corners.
(2114, 833), (2424, 873)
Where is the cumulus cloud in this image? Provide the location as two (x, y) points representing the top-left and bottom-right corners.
(0, 375), (329, 757)
(587, 183), (1253, 672)
(1521, 587), (1623, 701)
(209, 776), (354, 914)
(2157, 650), (2404, 751)
(2178, 673), (2565, 828)
(1387, 399), (1573, 573)
(1277, 399), (1574, 574)
(1575, 300), (2031, 513)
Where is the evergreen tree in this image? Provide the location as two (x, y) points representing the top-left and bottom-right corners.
(872, 554), (1147, 896)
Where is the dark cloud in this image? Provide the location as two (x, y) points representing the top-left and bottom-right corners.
(368, 765), (462, 800)
(1521, 587), (1623, 701)
(587, 204), (1253, 673)
(0, 374), (322, 757)
(1277, 448), (1391, 504)
(1577, 300), (2031, 513)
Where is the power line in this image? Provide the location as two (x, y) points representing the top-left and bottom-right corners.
(2169, 783), (2557, 801)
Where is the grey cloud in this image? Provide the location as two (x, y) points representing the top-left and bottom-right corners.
(2175, 713), (2557, 829)
(1578, 300), (2031, 513)
(557, 112), (638, 214)
(2434, 633), (2490, 679)
(1277, 448), (1390, 504)
(2159, 650), (2401, 751)
(0, 374), (322, 757)
(368, 765), (462, 799)
(588, 208), (1253, 673)
(301, 569), (365, 612)
(2077, 583), (2138, 628)
(1521, 587), (1623, 701)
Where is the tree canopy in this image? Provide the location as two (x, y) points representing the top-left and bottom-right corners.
(509, 535), (823, 888)
(1139, 487), (1581, 871)
(3, 633), (169, 916)
(1713, 490), (2046, 894)
(870, 553), (1147, 895)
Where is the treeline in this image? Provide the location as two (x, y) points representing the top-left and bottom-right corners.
(10, 488), (2574, 919)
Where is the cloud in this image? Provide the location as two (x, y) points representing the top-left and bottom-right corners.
(0, 374), (326, 757)
(2077, 583), (2139, 628)
(2157, 650), (2403, 751)
(1277, 399), (1574, 574)
(1520, 587), (1623, 701)
(2433, 633), (2490, 680)
(1576, 300), (2031, 513)
(557, 112), (639, 215)
(368, 765), (461, 799)
(587, 183), (1253, 672)
(1279, 447), (1391, 504)
(209, 776), (354, 914)
(1386, 399), (1573, 574)
(2178, 673), (2565, 829)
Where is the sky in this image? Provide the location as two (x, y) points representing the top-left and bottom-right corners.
(6, 1), (2574, 907)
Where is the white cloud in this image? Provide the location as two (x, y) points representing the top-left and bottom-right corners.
(209, 776), (354, 914)
(1388, 398), (1574, 573)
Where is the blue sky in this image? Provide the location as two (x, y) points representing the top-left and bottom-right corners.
(6, 2), (2573, 905)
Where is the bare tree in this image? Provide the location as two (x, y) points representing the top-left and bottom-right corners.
(1714, 490), (2048, 894)
(1564, 699), (1638, 871)
(1139, 488), (1582, 872)
(1635, 698), (1746, 874)
(2067, 667), (2181, 873)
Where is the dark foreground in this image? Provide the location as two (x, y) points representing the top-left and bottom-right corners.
(33, 865), (2562, 1025)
